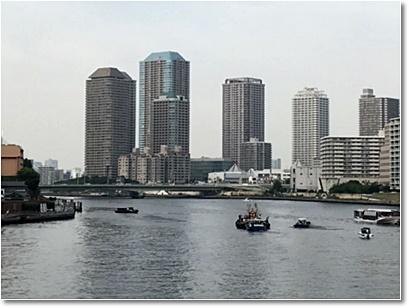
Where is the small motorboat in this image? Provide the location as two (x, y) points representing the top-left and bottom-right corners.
(115, 207), (139, 214)
(293, 218), (311, 228)
(358, 227), (374, 239)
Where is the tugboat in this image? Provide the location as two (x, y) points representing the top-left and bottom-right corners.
(293, 218), (311, 228)
(245, 218), (270, 232)
(358, 227), (374, 239)
(235, 202), (270, 232)
(114, 207), (139, 214)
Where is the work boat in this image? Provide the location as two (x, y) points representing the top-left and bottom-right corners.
(235, 201), (270, 232)
(354, 208), (400, 226)
(358, 227), (374, 239)
(115, 207), (139, 214)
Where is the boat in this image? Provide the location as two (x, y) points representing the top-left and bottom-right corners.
(235, 201), (270, 231)
(245, 218), (270, 232)
(114, 207), (139, 214)
(358, 227), (374, 239)
(354, 208), (400, 225)
(293, 218), (311, 228)
(1, 197), (76, 225)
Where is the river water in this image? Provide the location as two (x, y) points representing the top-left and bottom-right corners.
(1, 198), (400, 299)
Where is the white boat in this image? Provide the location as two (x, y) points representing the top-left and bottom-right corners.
(358, 227), (374, 239)
(354, 208), (400, 225)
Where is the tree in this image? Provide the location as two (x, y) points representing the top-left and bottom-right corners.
(17, 167), (40, 198)
(266, 179), (283, 196)
(22, 158), (33, 169)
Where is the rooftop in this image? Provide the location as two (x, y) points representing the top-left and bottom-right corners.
(224, 77), (263, 84)
(143, 51), (187, 62)
(89, 67), (132, 80)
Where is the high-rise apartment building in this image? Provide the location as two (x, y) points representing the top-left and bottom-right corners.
(380, 117), (400, 190)
(292, 87), (329, 167)
(139, 51), (190, 152)
(320, 136), (384, 179)
(359, 88), (399, 136)
(222, 77), (265, 164)
(239, 138), (271, 171)
(151, 95), (190, 155)
(85, 67), (136, 179)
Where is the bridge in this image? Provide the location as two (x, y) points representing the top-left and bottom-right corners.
(39, 183), (270, 196)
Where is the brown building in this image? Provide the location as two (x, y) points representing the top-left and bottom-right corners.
(85, 67), (136, 179)
(222, 77), (265, 165)
(1, 144), (24, 176)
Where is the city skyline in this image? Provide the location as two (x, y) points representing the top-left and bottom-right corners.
(1, 2), (401, 170)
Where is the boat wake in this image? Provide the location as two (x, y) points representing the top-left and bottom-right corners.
(143, 215), (186, 223)
(291, 225), (343, 231)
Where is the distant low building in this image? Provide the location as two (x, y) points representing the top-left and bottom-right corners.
(379, 117), (400, 191)
(320, 135), (384, 180)
(190, 157), (234, 182)
(208, 163), (249, 184)
(44, 158), (58, 169)
(33, 161), (43, 172)
(71, 168), (82, 179)
(38, 166), (56, 185)
(290, 160), (321, 192)
(1, 144), (24, 177)
(271, 158), (281, 169)
(129, 146), (190, 184)
(239, 138), (271, 171)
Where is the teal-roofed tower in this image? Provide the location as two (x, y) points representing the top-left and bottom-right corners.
(139, 51), (190, 152)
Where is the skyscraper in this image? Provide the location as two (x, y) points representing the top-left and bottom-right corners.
(292, 87), (329, 166)
(151, 95), (190, 155)
(85, 67), (136, 179)
(139, 51), (190, 152)
(222, 77), (265, 165)
(359, 88), (400, 136)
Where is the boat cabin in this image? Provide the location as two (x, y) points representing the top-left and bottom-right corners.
(361, 227), (371, 234)
(354, 208), (400, 221)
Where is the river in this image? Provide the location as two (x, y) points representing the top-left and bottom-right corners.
(1, 198), (400, 299)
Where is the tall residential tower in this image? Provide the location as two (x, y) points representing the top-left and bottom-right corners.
(139, 51), (190, 152)
(222, 77), (265, 165)
(292, 87), (329, 166)
(85, 67), (136, 179)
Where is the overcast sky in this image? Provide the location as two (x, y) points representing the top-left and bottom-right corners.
(1, 1), (400, 170)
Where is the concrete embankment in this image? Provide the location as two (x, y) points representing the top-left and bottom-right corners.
(201, 195), (400, 206)
(1, 198), (79, 225)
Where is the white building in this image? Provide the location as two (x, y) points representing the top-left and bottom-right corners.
(292, 87), (329, 167)
(379, 117), (400, 190)
(208, 163), (248, 184)
(320, 136), (384, 180)
(71, 168), (82, 179)
(290, 160), (321, 192)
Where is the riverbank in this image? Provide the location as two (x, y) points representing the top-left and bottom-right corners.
(45, 193), (400, 206)
(200, 195), (400, 206)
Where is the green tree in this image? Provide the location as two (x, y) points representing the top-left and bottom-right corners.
(266, 179), (283, 196)
(17, 167), (40, 198)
